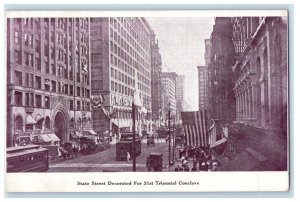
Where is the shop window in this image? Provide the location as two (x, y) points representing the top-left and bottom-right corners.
(45, 96), (50, 108)
(14, 91), (22, 106)
(14, 70), (22, 86)
(26, 124), (33, 131)
(35, 94), (42, 107)
(15, 115), (23, 131)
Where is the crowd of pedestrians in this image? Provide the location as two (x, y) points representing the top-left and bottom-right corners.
(174, 145), (220, 172)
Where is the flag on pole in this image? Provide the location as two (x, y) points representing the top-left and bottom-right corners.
(208, 124), (217, 145)
(133, 90), (142, 107)
(181, 110), (208, 147)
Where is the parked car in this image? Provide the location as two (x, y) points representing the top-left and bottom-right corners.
(78, 136), (97, 155)
(59, 142), (79, 160)
(146, 152), (163, 172)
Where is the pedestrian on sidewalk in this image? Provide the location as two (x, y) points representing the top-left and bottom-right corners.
(126, 152), (131, 162)
(191, 164), (198, 171)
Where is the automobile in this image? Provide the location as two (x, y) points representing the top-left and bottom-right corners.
(78, 136), (97, 155)
(147, 136), (155, 147)
(116, 133), (141, 161)
(146, 152), (163, 172)
(59, 142), (79, 160)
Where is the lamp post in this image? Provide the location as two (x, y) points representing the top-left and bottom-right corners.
(172, 116), (175, 163)
(132, 101), (136, 172)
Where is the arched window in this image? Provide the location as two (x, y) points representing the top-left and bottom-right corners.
(45, 116), (50, 130)
(15, 115), (23, 131)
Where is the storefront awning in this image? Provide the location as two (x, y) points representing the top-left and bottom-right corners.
(210, 138), (227, 149)
(40, 134), (52, 142)
(26, 115), (37, 124)
(84, 130), (97, 135)
(35, 114), (44, 122)
(71, 131), (83, 138)
(47, 133), (60, 142)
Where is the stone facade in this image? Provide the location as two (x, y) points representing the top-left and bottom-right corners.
(90, 17), (152, 135)
(7, 17), (92, 147)
(232, 17), (288, 133)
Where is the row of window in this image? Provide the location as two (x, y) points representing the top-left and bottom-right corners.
(13, 90), (91, 111)
(111, 67), (135, 87)
(109, 29), (150, 71)
(69, 100), (91, 111)
(14, 70), (90, 97)
(14, 49), (89, 84)
(109, 17), (150, 58)
(14, 91), (50, 108)
(110, 53), (135, 78)
(111, 81), (134, 97)
(15, 115), (51, 131)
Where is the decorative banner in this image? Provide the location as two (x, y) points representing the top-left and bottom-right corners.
(91, 95), (104, 108)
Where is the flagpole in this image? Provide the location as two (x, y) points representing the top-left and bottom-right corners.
(132, 101), (136, 172)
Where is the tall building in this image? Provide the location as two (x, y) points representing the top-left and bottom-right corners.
(161, 73), (176, 115)
(197, 65), (209, 110)
(198, 39), (211, 111)
(175, 75), (185, 121)
(150, 30), (162, 124)
(7, 17), (92, 147)
(90, 17), (152, 136)
(204, 39), (211, 66)
(207, 17), (236, 122)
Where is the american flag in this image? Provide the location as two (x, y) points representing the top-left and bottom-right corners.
(181, 110), (208, 147)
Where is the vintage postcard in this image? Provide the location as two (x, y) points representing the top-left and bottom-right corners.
(5, 10), (289, 192)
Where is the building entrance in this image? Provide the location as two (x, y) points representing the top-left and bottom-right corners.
(54, 111), (66, 142)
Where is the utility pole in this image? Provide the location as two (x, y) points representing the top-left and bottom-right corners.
(172, 118), (175, 163)
(132, 101), (136, 172)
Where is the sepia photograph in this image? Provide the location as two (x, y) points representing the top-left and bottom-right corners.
(4, 9), (289, 192)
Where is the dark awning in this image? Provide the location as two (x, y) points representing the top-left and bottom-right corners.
(39, 134), (52, 142)
(84, 130), (97, 135)
(35, 114), (44, 122)
(210, 138), (227, 149)
(48, 133), (60, 142)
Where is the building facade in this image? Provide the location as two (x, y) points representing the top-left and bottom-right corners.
(231, 17), (288, 169)
(7, 17), (92, 147)
(150, 30), (163, 124)
(232, 17), (288, 132)
(175, 75), (185, 111)
(175, 75), (185, 122)
(207, 17), (236, 123)
(90, 17), (152, 136)
(197, 65), (209, 110)
(161, 73), (176, 114)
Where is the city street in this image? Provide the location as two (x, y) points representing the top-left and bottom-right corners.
(48, 139), (176, 172)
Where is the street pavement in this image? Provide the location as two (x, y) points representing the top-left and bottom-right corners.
(48, 138), (177, 172)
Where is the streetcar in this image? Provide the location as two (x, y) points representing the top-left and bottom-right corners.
(6, 145), (49, 172)
(116, 132), (141, 161)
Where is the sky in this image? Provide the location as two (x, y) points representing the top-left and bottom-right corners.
(147, 17), (215, 111)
